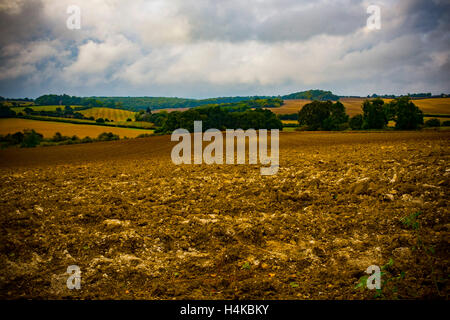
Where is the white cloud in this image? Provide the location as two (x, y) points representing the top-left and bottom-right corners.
(63, 36), (140, 81)
(0, 0), (448, 97)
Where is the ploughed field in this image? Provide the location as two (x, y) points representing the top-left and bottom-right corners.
(0, 131), (448, 299)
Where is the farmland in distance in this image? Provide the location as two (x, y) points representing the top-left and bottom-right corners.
(271, 98), (450, 116)
(0, 118), (154, 138)
(79, 107), (137, 122)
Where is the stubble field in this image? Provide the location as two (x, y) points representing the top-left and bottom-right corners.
(0, 131), (448, 299)
(273, 98), (450, 116)
(0, 118), (154, 139)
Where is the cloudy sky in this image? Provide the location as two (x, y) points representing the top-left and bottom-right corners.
(0, 0), (449, 99)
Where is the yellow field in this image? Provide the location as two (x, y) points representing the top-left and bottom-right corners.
(79, 107), (136, 122)
(2, 101), (34, 107)
(413, 98), (450, 114)
(271, 98), (450, 116)
(153, 108), (189, 113)
(0, 118), (154, 138)
(11, 105), (83, 113)
(269, 99), (311, 115)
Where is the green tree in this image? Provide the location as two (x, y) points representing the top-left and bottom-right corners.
(349, 114), (363, 130)
(298, 100), (349, 130)
(388, 97), (423, 130)
(0, 106), (17, 118)
(298, 101), (331, 130)
(362, 98), (387, 129)
(323, 101), (349, 130)
(21, 130), (43, 148)
(64, 105), (74, 115)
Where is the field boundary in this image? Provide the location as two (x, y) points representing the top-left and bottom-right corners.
(15, 115), (154, 130)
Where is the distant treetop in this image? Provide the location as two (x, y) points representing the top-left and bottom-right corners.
(282, 90), (340, 101)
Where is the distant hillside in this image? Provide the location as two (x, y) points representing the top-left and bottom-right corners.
(282, 90), (339, 101)
(34, 94), (271, 111)
(20, 91), (450, 112)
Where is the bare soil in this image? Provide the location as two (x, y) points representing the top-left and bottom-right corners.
(0, 131), (448, 299)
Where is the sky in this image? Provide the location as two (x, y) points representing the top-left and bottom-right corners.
(0, 0), (449, 99)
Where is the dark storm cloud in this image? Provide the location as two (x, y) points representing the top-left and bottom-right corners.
(0, 0), (448, 98)
(401, 0), (450, 34)
(181, 0), (367, 42)
(0, 0), (49, 46)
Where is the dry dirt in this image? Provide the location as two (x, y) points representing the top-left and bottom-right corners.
(0, 131), (448, 299)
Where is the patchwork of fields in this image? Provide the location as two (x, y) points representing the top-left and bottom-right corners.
(0, 131), (448, 299)
(1, 97), (448, 142)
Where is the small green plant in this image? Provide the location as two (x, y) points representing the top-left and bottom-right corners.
(401, 211), (422, 230)
(400, 211), (436, 253)
(355, 258), (406, 299)
(398, 211), (443, 297)
(241, 262), (251, 270)
(289, 282), (299, 288)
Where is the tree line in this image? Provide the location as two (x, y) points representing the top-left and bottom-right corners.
(0, 130), (120, 149)
(32, 94), (282, 111)
(159, 105), (282, 133)
(297, 97), (427, 130)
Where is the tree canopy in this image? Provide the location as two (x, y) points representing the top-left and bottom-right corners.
(298, 100), (349, 130)
(161, 106), (282, 133)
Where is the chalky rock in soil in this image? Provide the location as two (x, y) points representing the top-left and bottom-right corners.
(0, 131), (448, 299)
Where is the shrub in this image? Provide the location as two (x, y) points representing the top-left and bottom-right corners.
(96, 118), (105, 123)
(97, 132), (119, 141)
(442, 120), (450, 127)
(136, 133), (153, 138)
(81, 136), (93, 143)
(52, 132), (68, 142)
(21, 129), (43, 148)
(0, 131), (25, 147)
(424, 118), (440, 127)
